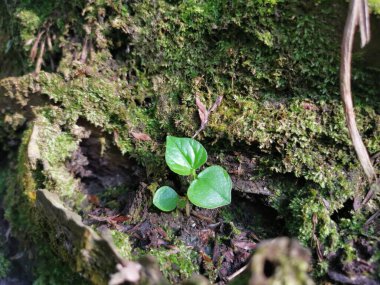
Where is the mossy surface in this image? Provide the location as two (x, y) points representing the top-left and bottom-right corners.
(0, 0), (379, 283)
(111, 230), (133, 260)
(2, 128), (88, 285)
(142, 241), (199, 284)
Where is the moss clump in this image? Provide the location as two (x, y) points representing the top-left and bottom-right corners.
(37, 70), (164, 176)
(369, 0), (380, 14)
(15, 9), (42, 43)
(143, 241), (199, 284)
(111, 230), (133, 260)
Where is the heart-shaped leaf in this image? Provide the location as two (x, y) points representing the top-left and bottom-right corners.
(165, 136), (207, 176)
(188, 166), (232, 209)
(153, 186), (179, 212)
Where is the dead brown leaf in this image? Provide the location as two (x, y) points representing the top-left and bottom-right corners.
(131, 132), (152, 141)
(195, 95), (208, 125)
(111, 215), (131, 223)
(87, 194), (100, 206)
(210, 95), (223, 112)
(193, 95), (223, 138)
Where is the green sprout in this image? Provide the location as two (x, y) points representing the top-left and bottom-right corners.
(153, 136), (232, 213)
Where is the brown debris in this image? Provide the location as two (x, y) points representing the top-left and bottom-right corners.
(131, 132), (152, 141)
(327, 237), (379, 285)
(193, 94), (223, 138)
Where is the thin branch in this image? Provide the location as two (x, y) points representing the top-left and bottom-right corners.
(340, 0), (376, 183)
(34, 36), (46, 74)
(80, 34), (89, 63)
(226, 264), (248, 281)
(29, 30), (45, 62)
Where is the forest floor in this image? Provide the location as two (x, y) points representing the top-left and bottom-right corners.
(66, 126), (285, 284)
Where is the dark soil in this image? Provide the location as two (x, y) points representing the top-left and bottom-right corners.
(62, 125), (380, 284)
(0, 202), (33, 285)
(66, 128), (286, 284)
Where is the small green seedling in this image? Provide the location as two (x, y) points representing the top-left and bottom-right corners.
(153, 136), (232, 212)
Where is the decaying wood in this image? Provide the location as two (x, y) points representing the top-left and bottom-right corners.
(229, 237), (313, 285)
(340, 0), (376, 184)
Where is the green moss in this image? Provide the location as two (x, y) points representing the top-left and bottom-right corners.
(143, 241), (199, 283)
(0, 252), (11, 279)
(31, 115), (85, 209)
(111, 230), (133, 260)
(1, 0), (379, 282)
(37, 117), (78, 166)
(369, 0), (380, 14)
(15, 9), (41, 43)
(3, 128), (88, 284)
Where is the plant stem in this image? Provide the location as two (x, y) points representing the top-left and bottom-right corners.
(185, 198), (191, 217)
(191, 169), (197, 180)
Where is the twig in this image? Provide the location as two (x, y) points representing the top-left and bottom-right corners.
(35, 37), (46, 73)
(226, 264), (248, 281)
(29, 30), (45, 62)
(80, 35), (89, 63)
(361, 181), (380, 206)
(191, 211), (214, 223)
(340, 0), (376, 184)
(363, 210), (380, 230)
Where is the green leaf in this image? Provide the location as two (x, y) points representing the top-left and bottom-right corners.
(165, 136), (207, 176)
(153, 186), (179, 212)
(188, 166), (232, 209)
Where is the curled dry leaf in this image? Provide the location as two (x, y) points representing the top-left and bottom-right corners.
(131, 132), (152, 141)
(210, 95), (223, 112)
(196, 95), (208, 126)
(193, 95), (223, 138)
